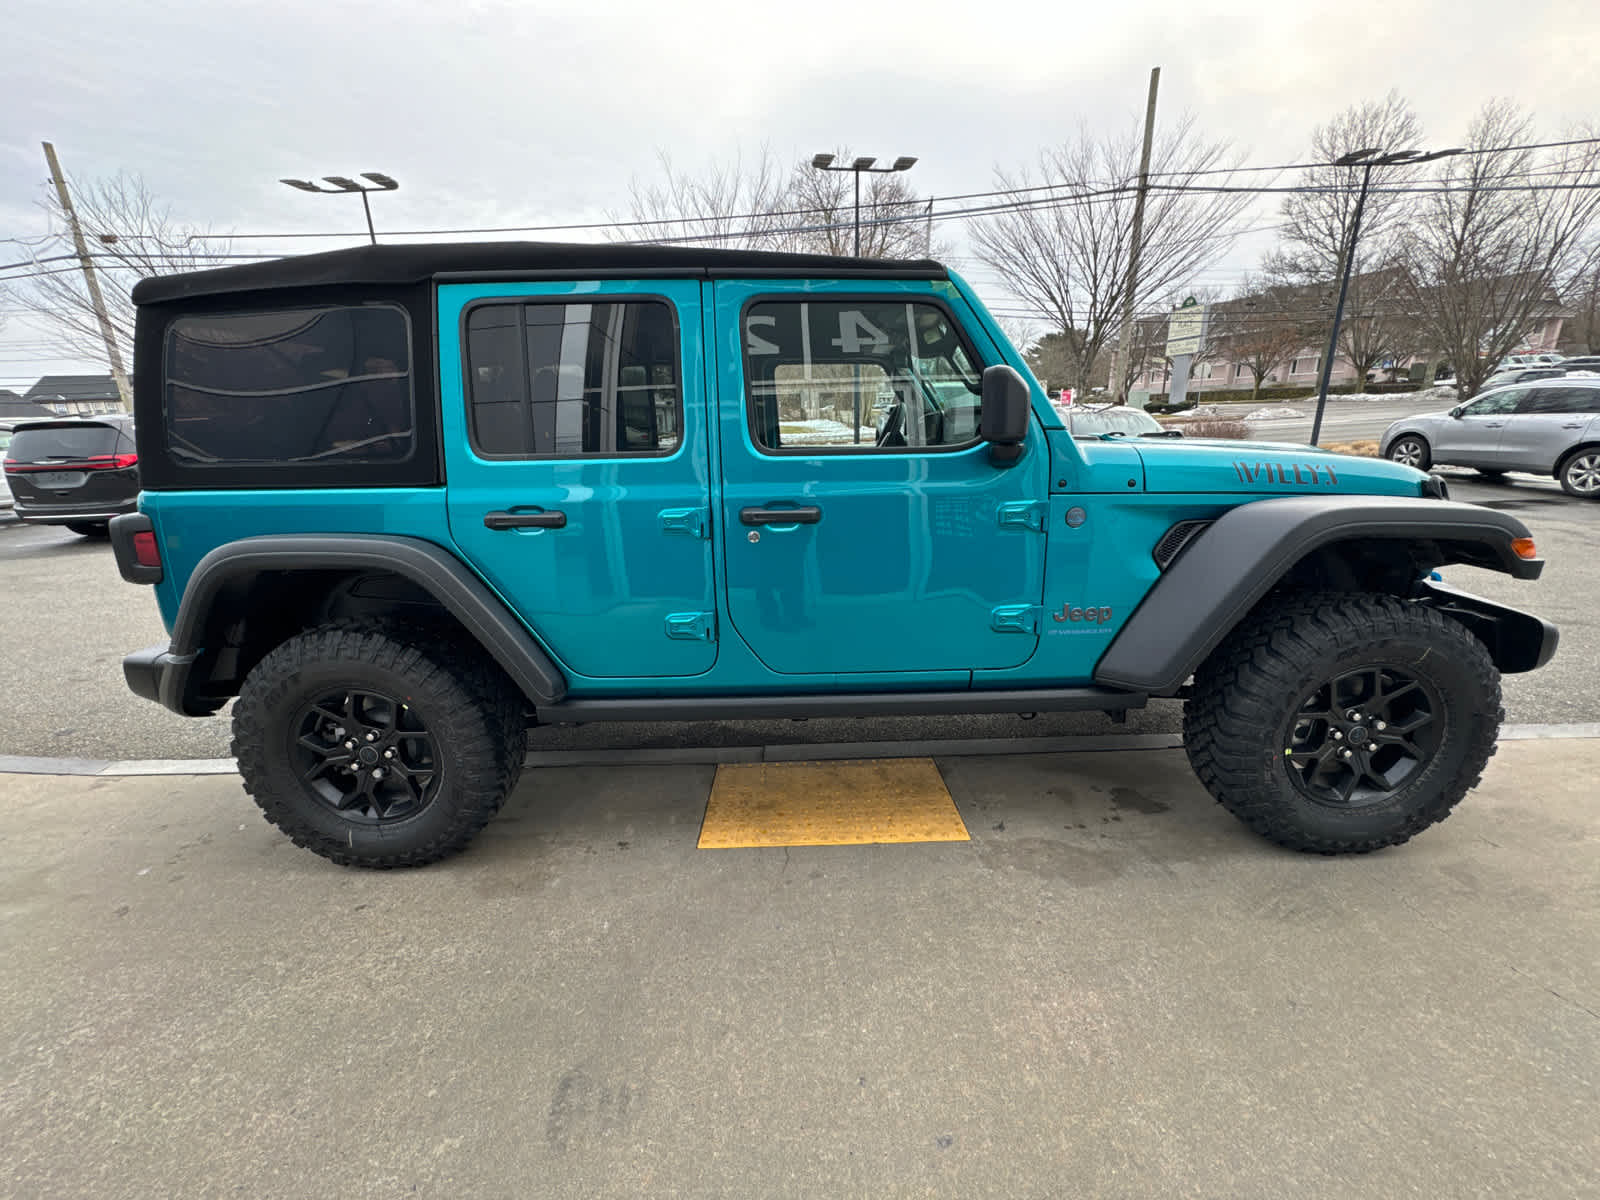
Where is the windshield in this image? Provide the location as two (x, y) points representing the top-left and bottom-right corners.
(1066, 407), (1163, 438)
(6, 423), (127, 463)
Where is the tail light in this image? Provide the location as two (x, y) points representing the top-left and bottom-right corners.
(84, 453), (139, 470)
(132, 531), (161, 569)
(4, 453), (137, 473)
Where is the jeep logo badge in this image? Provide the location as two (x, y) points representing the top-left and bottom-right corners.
(1052, 604), (1113, 624)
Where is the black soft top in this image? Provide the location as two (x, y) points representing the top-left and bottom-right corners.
(131, 240), (948, 305)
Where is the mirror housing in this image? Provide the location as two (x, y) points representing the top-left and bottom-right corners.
(980, 364), (1031, 466)
(1450, 406), (1464, 418)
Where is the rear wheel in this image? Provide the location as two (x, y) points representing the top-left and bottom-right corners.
(232, 624), (526, 867)
(1184, 592), (1500, 854)
(65, 521), (109, 537)
(1386, 435), (1430, 470)
(1557, 449), (1600, 498)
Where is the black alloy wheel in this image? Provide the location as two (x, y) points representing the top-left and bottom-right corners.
(291, 688), (441, 823)
(1283, 666), (1444, 808)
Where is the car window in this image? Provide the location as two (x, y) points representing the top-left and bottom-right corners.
(1519, 388), (1599, 415)
(743, 300), (982, 452)
(464, 300), (681, 459)
(1464, 390), (1523, 416)
(166, 306), (414, 466)
(7, 423), (122, 462)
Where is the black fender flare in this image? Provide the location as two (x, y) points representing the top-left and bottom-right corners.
(169, 533), (567, 706)
(1092, 496), (1546, 695)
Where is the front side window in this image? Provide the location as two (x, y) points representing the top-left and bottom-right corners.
(465, 301), (681, 459)
(165, 305), (413, 466)
(743, 300), (983, 452)
(1465, 390), (1523, 416)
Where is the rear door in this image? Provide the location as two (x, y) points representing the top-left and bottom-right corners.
(1498, 386), (1600, 471)
(712, 280), (1047, 676)
(440, 280), (717, 680)
(1431, 389), (1523, 467)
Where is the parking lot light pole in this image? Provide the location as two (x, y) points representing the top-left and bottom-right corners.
(1309, 146), (1463, 446)
(279, 173), (399, 244)
(810, 153), (918, 258)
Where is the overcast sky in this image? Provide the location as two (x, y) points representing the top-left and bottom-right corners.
(3, 0), (1596, 385)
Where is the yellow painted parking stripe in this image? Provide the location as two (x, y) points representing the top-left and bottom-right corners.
(698, 758), (969, 848)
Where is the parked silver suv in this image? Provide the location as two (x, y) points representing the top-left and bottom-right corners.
(1381, 378), (1600, 497)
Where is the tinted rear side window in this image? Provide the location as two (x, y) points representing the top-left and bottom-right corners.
(1520, 387), (1600, 415)
(164, 306), (413, 466)
(7, 424), (123, 462)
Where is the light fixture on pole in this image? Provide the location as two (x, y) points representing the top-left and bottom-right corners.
(810, 153), (919, 257)
(1308, 146), (1464, 446)
(279, 172), (400, 245)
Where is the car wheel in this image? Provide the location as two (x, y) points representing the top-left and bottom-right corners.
(231, 624), (527, 868)
(65, 521), (110, 537)
(1557, 448), (1600, 498)
(1184, 592), (1500, 854)
(1387, 435), (1430, 470)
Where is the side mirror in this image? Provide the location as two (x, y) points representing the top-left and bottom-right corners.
(980, 364), (1030, 466)
(1450, 406), (1464, 418)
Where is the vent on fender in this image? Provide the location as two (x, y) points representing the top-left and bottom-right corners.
(1152, 520), (1213, 570)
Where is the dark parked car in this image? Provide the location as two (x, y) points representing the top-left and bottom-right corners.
(2, 416), (140, 535)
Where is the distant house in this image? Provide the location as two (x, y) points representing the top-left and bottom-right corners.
(23, 374), (124, 416)
(0, 389), (57, 421)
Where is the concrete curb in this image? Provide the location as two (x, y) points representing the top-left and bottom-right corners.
(1, 723), (1595, 778)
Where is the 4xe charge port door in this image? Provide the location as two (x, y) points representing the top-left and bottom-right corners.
(439, 281), (716, 680)
(713, 282), (1048, 675)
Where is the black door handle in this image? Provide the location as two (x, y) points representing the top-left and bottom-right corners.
(740, 505), (822, 527)
(484, 509), (567, 530)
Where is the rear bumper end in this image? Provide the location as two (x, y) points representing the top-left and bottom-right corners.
(123, 644), (205, 715)
(13, 497), (139, 524)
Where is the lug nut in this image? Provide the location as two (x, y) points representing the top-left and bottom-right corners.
(1375, 721), (1387, 731)
(1332, 731), (1343, 740)
(344, 739), (356, 750)
(1342, 749), (1354, 759)
(371, 768), (384, 781)
(365, 731), (378, 742)
(383, 748), (394, 759)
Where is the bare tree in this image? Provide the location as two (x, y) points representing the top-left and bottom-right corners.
(617, 148), (936, 258)
(618, 148), (792, 249)
(972, 115), (1251, 398)
(1395, 102), (1600, 398)
(21, 171), (229, 367)
(1209, 277), (1314, 402)
(1264, 93), (1426, 388)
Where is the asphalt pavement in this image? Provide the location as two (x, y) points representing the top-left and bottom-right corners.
(2, 739), (1595, 1198)
(0, 391), (1592, 762)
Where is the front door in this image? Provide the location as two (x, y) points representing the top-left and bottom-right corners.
(440, 280), (716, 680)
(712, 281), (1048, 676)
(1433, 388), (1523, 467)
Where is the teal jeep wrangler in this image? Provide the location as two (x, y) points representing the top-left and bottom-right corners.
(111, 242), (1557, 867)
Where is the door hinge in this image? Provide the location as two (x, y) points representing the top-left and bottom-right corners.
(664, 611), (716, 641)
(990, 604), (1043, 634)
(659, 507), (709, 539)
(997, 500), (1048, 532)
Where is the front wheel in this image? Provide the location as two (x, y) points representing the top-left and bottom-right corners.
(1184, 592), (1501, 854)
(1557, 448), (1600, 498)
(232, 625), (527, 867)
(1387, 435), (1430, 470)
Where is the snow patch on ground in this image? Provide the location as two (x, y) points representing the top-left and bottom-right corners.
(1244, 406), (1305, 421)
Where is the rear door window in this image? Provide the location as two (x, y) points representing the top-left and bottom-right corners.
(1519, 387), (1600, 415)
(164, 305), (413, 466)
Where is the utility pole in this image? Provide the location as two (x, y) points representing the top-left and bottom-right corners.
(1109, 67), (1160, 405)
(42, 142), (132, 412)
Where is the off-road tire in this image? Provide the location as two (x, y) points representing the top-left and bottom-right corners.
(1184, 592), (1501, 854)
(1386, 435), (1430, 470)
(65, 521), (110, 537)
(232, 624), (527, 868)
(1556, 447), (1600, 498)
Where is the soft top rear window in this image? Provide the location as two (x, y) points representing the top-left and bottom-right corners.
(164, 304), (414, 467)
(7, 423), (127, 462)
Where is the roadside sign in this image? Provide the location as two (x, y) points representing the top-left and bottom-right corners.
(1165, 297), (1209, 358)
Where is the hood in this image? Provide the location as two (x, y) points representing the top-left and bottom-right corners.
(1131, 437), (1427, 497)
